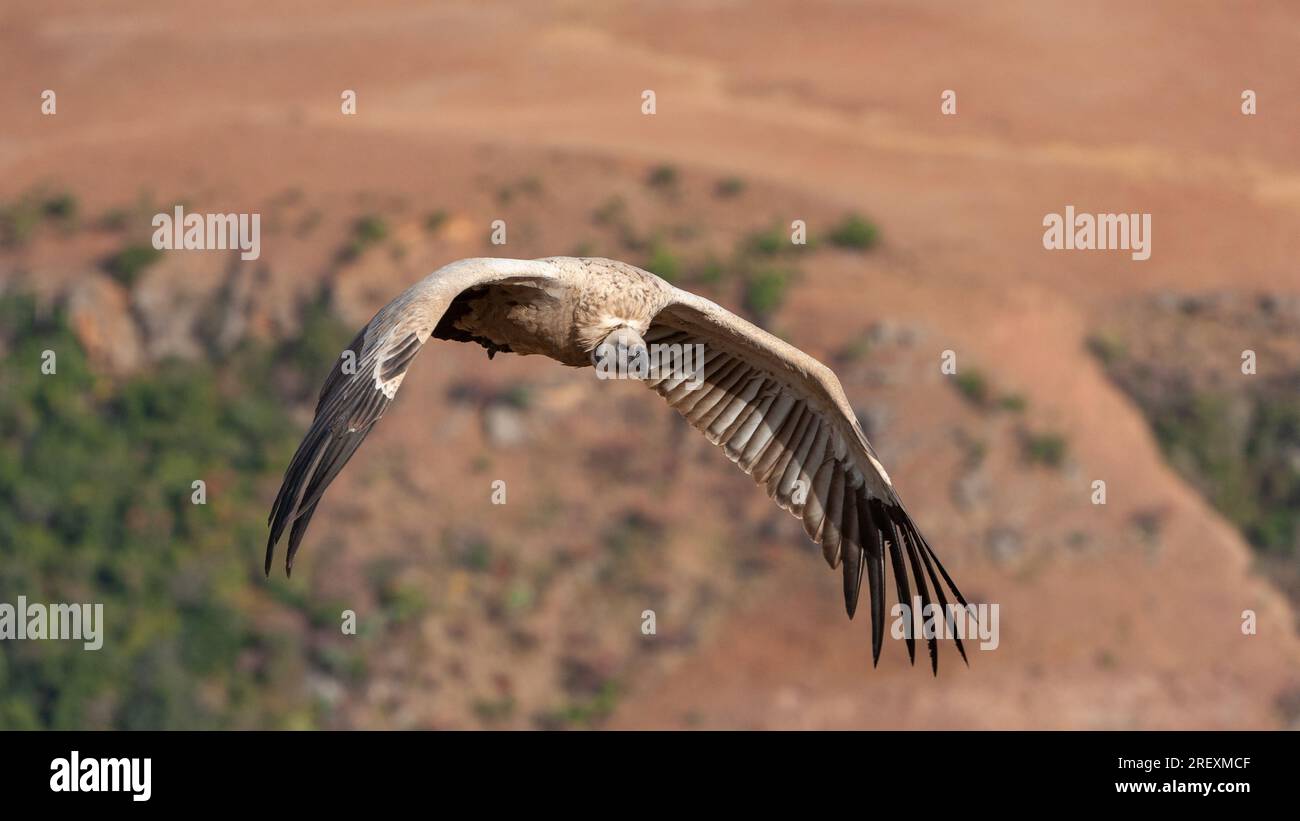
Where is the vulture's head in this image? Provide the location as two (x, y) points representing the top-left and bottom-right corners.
(590, 325), (648, 373)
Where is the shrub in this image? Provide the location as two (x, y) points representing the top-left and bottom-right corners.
(998, 393), (1028, 412)
(643, 241), (681, 283)
(827, 213), (879, 250)
(591, 196), (626, 227)
(714, 177), (746, 198)
(953, 370), (990, 407)
(339, 214), (389, 260)
(1021, 431), (1068, 468)
(0, 198), (41, 248)
(745, 225), (788, 257)
(423, 210), (448, 234)
(691, 258), (726, 286)
(104, 243), (162, 286)
(743, 267), (793, 323)
(646, 165), (678, 190)
(1086, 333), (1127, 365)
(42, 192), (78, 223)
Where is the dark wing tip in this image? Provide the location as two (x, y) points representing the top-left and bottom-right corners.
(266, 328), (416, 578)
(863, 496), (971, 673)
(841, 540), (864, 620)
(861, 498), (886, 667)
(895, 512), (940, 675)
(882, 512), (916, 666)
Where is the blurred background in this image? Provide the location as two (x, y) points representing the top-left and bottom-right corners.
(1, 0), (1297, 729)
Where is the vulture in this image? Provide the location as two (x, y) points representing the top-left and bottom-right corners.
(267, 256), (970, 671)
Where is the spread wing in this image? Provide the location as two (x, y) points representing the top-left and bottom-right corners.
(265, 258), (558, 576)
(643, 288), (970, 672)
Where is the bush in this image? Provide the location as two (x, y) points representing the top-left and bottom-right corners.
(744, 225), (788, 257)
(42, 192), (78, 223)
(0, 198), (41, 248)
(646, 165), (678, 190)
(836, 333), (874, 363)
(714, 177), (746, 198)
(998, 393), (1028, 412)
(743, 267), (793, 323)
(104, 243), (162, 286)
(953, 370), (989, 407)
(591, 196), (626, 227)
(691, 258), (726, 286)
(1021, 430), (1068, 468)
(1086, 333), (1127, 365)
(339, 214), (389, 260)
(423, 210), (448, 234)
(643, 241), (681, 283)
(827, 213), (879, 250)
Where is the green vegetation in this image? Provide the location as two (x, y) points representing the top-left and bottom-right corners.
(473, 695), (516, 724)
(589, 196), (643, 251)
(962, 437), (988, 469)
(515, 176), (543, 197)
(742, 266), (794, 324)
(375, 578), (427, 626)
(0, 190), (77, 247)
(0, 292), (371, 728)
(104, 243), (163, 287)
(449, 535), (493, 573)
(98, 207), (133, 232)
(953, 369), (989, 406)
(997, 393), (1028, 412)
(590, 196), (626, 227)
(42, 192), (78, 224)
(1092, 312), (1299, 555)
(497, 176), (544, 205)
(1020, 430), (1068, 468)
(952, 369), (1025, 412)
(744, 224), (789, 257)
(742, 222), (812, 257)
(714, 177), (746, 198)
(645, 165), (678, 190)
(836, 333), (874, 363)
(535, 680), (621, 729)
(339, 214), (390, 260)
(826, 213), (880, 250)
(499, 384), (533, 410)
(1151, 391), (1299, 553)
(690, 257), (725, 286)
(423, 210), (448, 234)
(1, 199), (42, 248)
(295, 209), (323, 238)
(643, 240), (681, 283)
(1086, 332), (1127, 366)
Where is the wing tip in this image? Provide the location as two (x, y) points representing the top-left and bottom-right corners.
(863, 495), (974, 674)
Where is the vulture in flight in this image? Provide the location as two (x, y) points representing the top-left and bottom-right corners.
(268, 256), (970, 671)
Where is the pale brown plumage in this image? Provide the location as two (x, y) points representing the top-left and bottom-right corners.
(267, 256), (970, 671)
